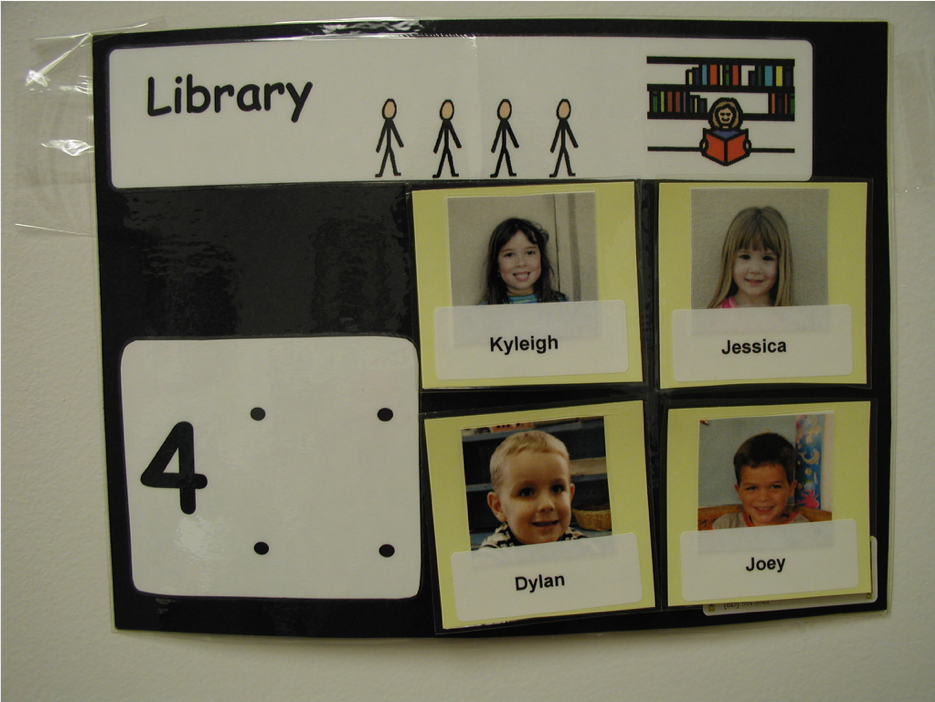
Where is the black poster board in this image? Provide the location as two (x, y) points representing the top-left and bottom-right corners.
(93, 18), (889, 637)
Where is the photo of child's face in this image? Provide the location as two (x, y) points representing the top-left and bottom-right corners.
(734, 463), (797, 526)
(487, 450), (575, 545)
(732, 248), (777, 306)
(497, 230), (542, 297)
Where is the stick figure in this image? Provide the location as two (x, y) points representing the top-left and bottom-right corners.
(375, 98), (403, 177)
(432, 99), (461, 178)
(490, 99), (519, 178)
(549, 99), (578, 178)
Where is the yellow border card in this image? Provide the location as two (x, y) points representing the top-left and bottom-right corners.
(426, 402), (655, 630)
(666, 402), (872, 607)
(658, 182), (868, 389)
(413, 182), (642, 388)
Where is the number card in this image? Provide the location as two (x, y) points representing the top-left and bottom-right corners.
(425, 402), (655, 630)
(413, 183), (642, 388)
(666, 402), (873, 606)
(657, 182), (868, 389)
(120, 336), (421, 599)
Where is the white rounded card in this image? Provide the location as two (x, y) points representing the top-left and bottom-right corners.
(120, 336), (421, 599)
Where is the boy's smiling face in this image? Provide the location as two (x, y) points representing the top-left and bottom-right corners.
(487, 450), (574, 545)
(735, 463), (797, 526)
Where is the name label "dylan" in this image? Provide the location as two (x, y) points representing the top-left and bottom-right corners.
(515, 574), (566, 593)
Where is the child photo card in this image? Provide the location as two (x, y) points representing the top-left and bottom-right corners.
(425, 402), (655, 630)
(657, 182), (869, 389)
(413, 182), (642, 388)
(666, 402), (873, 607)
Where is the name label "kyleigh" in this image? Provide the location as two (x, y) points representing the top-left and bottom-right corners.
(490, 335), (559, 356)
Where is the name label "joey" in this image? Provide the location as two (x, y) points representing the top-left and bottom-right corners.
(745, 557), (786, 573)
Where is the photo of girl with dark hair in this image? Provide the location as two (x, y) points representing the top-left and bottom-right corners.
(480, 217), (569, 305)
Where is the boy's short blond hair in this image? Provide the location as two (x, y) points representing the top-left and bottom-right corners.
(489, 430), (570, 492)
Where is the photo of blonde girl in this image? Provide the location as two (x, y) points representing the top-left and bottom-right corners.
(690, 188), (828, 310)
(708, 206), (793, 308)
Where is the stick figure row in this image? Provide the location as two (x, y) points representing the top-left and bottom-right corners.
(375, 98), (579, 179)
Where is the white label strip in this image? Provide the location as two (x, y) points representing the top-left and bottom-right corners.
(680, 519), (859, 602)
(451, 533), (642, 624)
(435, 300), (627, 380)
(672, 305), (853, 381)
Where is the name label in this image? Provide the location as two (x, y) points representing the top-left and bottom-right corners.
(679, 520), (860, 603)
(515, 573), (566, 592)
(721, 338), (787, 355)
(434, 301), (628, 382)
(450, 533), (642, 624)
(745, 556), (786, 573)
(671, 306), (854, 383)
(490, 335), (559, 356)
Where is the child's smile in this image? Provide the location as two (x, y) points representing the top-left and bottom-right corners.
(734, 463), (797, 527)
(497, 231), (542, 297)
(732, 248), (778, 306)
(487, 450), (574, 545)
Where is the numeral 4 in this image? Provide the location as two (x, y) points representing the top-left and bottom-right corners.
(140, 421), (208, 514)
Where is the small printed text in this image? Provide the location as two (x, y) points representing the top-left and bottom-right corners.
(515, 574), (566, 593)
(490, 335), (559, 356)
(721, 339), (788, 355)
(745, 557), (786, 573)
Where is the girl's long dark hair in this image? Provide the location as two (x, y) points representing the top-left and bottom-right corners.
(480, 218), (562, 304)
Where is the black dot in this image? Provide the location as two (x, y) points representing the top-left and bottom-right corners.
(377, 408), (394, 422)
(250, 407), (266, 421)
(254, 542), (269, 555)
(379, 544), (395, 558)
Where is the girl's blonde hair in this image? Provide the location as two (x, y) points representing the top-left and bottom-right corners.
(708, 206), (794, 308)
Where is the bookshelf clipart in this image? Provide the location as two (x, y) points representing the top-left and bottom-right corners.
(646, 56), (796, 165)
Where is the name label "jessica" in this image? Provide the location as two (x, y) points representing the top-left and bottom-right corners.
(721, 338), (787, 355)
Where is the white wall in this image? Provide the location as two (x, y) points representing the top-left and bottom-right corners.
(3, 3), (934, 700)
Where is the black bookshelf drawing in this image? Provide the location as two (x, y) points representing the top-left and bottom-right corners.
(646, 56), (797, 163)
(647, 56), (796, 121)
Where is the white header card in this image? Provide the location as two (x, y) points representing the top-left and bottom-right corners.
(107, 36), (812, 187)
